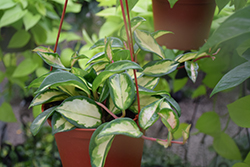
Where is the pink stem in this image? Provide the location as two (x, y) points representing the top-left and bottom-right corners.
(95, 102), (118, 119)
(119, 0), (141, 118)
(142, 135), (183, 145)
(50, 0), (68, 71)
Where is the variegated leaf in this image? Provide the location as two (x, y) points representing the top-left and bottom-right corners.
(120, 16), (146, 40)
(138, 76), (159, 89)
(71, 67), (88, 77)
(160, 100), (172, 110)
(163, 95), (181, 117)
(51, 112), (75, 134)
(108, 73), (135, 110)
(86, 52), (107, 65)
(175, 52), (208, 63)
(56, 96), (102, 128)
(90, 37), (123, 50)
(142, 59), (179, 77)
(113, 49), (131, 62)
(105, 38), (113, 61)
(58, 85), (78, 96)
(185, 61), (199, 83)
(33, 46), (53, 53)
(89, 123), (114, 167)
(107, 96), (121, 115)
(30, 89), (68, 107)
(130, 95), (160, 114)
(152, 30), (173, 39)
(98, 118), (143, 138)
(35, 71), (90, 96)
(182, 124), (191, 144)
(36, 51), (67, 70)
(28, 73), (49, 89)
(126, 69), (143, 79)
(134, 29), (165, 59)
(158, 108), (179, 132)
(105, 60), (142, 72)
(138, 86), (170, 96)
(98, 82), (109, 103)
(92, 71), (117, 95)
(30, 106), (56, 135)
(156, 132), (173, 148)
(138, 98), (164, 130)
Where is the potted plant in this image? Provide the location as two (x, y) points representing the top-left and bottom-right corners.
(27, 1), (212, 167)
(152, 0), (216, 50)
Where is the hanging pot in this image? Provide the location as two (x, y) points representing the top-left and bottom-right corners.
(43, 105), (144, 167)
(152, 0), (216, 50)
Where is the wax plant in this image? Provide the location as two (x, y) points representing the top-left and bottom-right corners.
(27, 1), (219, 167)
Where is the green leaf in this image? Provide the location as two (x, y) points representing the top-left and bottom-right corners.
(28, 73), (49, 89)
(232, 163), (250, 167)
(164, 95), (181, 117)
(36, 51), (66, 70)
(138, 98), (164, 130)
(12, 58), (38, 77)
(30, 24), (47, 45)
(30, 89), (68, 107)
(32, 105), (42, 118)
(108, 73), (135, 110)
(35, 1), (46, 16)
(23, 11), (41, 31)
(89, 123), (114, 167)
(90, 37), (123, 50)
(244, 152), (250, 165)
(175, 52), (208, 63)
(36, 71), (90, 96)
(200, 5), (250, 52)
(7, 30), (31, 48)
(237, 38), (250, 60)
(0, 5), (27, 28)
(191, 85), (206, 99)
(134, 29), (165, 59)
(87, 52), (106, 65)
(30, 106), (56, 135)
(98, 81), (110, 103)
(56, 96), (102, 128)
(51, 112), (75, 134)
(227, 95), (250, 128)
(117, 0), (139, 11)
(168, 0), (178, 8)
(173, 123), (189, 139)
(196, 111), (221, 137)
(213, 133), (242, 160)
(0, 0), (16, 10)
(98, 118), (143, 138)
(215, 0), (230, 13)
(0, 102), (17, 122)
(158, 108), (179, 132)
(143, 59), (178, 77)
(211, 61), (250, 96)
(185, 61), (199, 83)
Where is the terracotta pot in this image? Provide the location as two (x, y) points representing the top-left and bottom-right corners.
(54, 128), (144, 167)
(43, 105), (144, 167)
(152, 0), (216, 50)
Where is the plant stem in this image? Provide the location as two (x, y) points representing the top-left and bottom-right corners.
(119, 0), (141, 117)
(95, 101), (118, 119)
(51, 0), (68, 71)
(142, 135), (183, 145)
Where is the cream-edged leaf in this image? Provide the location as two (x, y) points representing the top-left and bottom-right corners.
(30, 106), (56, 135)
(56, 96), (102, 128)
(156, 133), (173, 149)
(105, 60), (142, 71)
(175, 52), (208, 63)
(108, 73), (135, 110)
(134, 29), (165, 59)
(158, 108), (179, 132)
(51, 112), (75, 134)
(89, 123), (114, 167)
(138, 98), (164, 130)
(30, 89), (68, 107)
(98, 118), (143, 138)
(182, 124), (191, 144)
(143, 59), (179, 77)
(36, 51), (67, 70)
(138, 76), (159, 90)
(35, 71), (90, 96)
(185, 61), (199, 83)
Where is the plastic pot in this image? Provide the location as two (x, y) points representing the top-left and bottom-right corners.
(152, 0), (216, 50)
